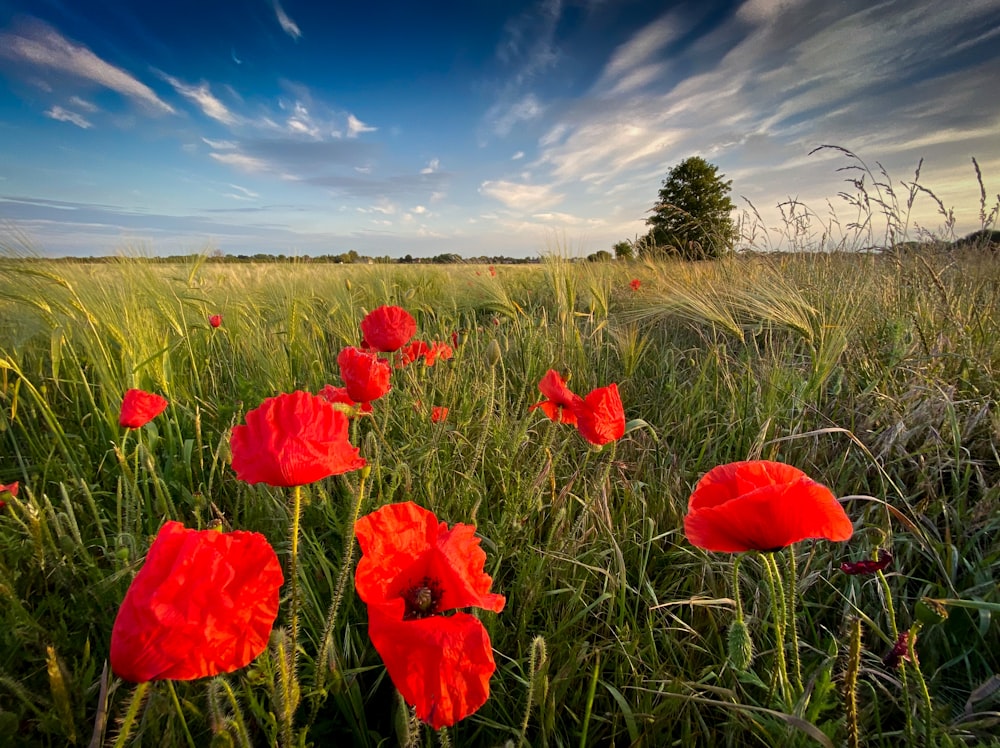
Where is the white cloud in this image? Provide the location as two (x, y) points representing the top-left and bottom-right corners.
(479, 180), (563, 210)
(210, 152), (269, 173)
(0, 20), (174, 113)
(489, 93), (543, 137)
(512, 151), (525, 160)
(411, 205), (427, 214)
(226, 184), (259, 199)
(202, 137), (238, 150)
(421, 158), (440, 174)
(160, 74), (237, 125)
(346, 113), (377, 138)
(68, 95), (98, 112)
(273, 0), (302, 40)
(45, 105), (91, 128)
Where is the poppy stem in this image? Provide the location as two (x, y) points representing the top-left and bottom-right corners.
(761, 552), (791, 707)
(313, 468), (369, 706)
(784, 545), (804, 694)
(111, 680), (150, 748)
(876, 568), (914, 743)
(731, 555), (745, 623)
(166, 680), (196, 748)
(844, 617), (862, 748)
(289, 484), (303, 656)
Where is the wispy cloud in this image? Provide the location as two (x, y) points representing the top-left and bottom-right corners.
(479, 179), (563, 210)
(224, 184), (260, 200)
(0, 18), (174, 113)
(45, 105), (91, 128)
(273, 0), (302, 40)
(68, 95), (98, 113)
(210, 152), (269, 173)
(345, 113), (377, 138)
(160, 73), (237, 125)
(420, 158), (440, 174)
(202, 137), (238, 150)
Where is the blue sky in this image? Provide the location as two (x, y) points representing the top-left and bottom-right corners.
(1, 0), (998, 258)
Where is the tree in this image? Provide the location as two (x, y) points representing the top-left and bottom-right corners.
(586, 250), (612, 262)
(613, 240), (634, 260)
(645, 156), (737, 260)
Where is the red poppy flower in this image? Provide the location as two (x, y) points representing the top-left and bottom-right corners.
(209, 314), (223, 328)
(529, 369), (582, 425)
(355, 501), (505, 729)
(840, 549), (892, 575)
(119, 389), (169, 429)
(360, 305), (417, 352)
(110, 521), (283, 683)
(431, 406), (449, 423)
(630, 279), (641, 291)
(573, 383), (625, 446)
(396, 340), (431, 368)
(318, 384), (373, 415)
(489, 265), (496, 277)
(684, 460), (854, 553)
(230, 390), (366, 486)
(337, 346), (392, 403)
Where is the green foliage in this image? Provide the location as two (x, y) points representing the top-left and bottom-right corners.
(613, 241), (634, 260)
(644, 156), (738, 259)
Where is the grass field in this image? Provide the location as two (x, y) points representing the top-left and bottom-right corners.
(1, 245), (1000, 746)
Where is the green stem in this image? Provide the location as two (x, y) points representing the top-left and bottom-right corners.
(166, 680), (196, 748)
(112, 681), (150, 748)
(877, 569), (914, 744)
(289, 484), (303, 655)
(731, 555), (745, 623)
(784, 545), (804, 695)
(761, 553), (790, 707)
(578, 649), (600, 748)
(845, 617), (862, 748)
(313, 470), (369, 702)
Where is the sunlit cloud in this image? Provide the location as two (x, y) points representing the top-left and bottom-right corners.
(0, 18), (174, 113)
(45, 105), (91, 128)
(272, 0), (302, 40)
(160, 73), (237, 125)
(479, 179), (563, 210)
(420, 158), (440, 174)
(345, 113), (377, 138)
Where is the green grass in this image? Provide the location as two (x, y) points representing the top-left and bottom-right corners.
(1, 248), (1000, 746)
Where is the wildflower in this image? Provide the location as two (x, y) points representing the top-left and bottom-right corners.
(840, 549), (892, 575)
(0, 481), (17, 509)
(318, 384), (373, 415)
(110, 521), (282, 682)
(360, 305), (417, 352)
(630, 279), (641, 291)
(431, 406), (449, 423)
(209, 314), (223, 328)
(355, 501), (505, 729)
(883, 630), (916, 669)
(119, 389), (168, 429)
(338, 346), (392, 403)
(684, 460), (854, 553)
(489, 265), (496, 277)
(396, 340), (431, 367)
(529, 369), (582, 425)
(573, 383), (626, 446)
(230, 390), (365, 486)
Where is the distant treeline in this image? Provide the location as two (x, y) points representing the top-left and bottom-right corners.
(21, 251), (543, 265)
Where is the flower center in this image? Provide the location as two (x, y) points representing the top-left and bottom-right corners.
(402, 576), (443, 620)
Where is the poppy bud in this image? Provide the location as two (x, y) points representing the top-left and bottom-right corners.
(727, 619), (754, 671)
(485, 340), (502, 367)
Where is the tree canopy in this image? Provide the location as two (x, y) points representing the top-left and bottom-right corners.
(644, 156), (737, 259)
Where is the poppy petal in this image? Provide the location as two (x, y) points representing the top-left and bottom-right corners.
(366, 601), (497, 730)
(355, 502), (505, 614)
(360, 306), (417, 352)
(684, 460), (853, 552)
(573, 383), (625, 446)
(119, 389), (168, 429)
(230, 390), (365, 486)
(110, 521), (282, 682)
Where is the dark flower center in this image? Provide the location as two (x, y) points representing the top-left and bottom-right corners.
(402, 576), (443, 620)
